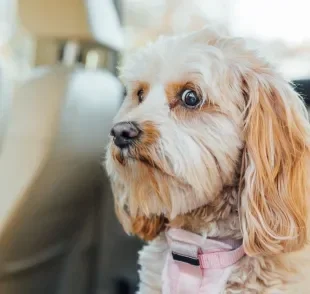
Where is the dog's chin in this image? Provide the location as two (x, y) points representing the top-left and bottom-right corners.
(109, 145), (204, 216)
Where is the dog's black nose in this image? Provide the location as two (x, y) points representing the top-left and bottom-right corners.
(110, 122), (140, 148)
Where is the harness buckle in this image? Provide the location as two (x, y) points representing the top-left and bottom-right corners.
(171, 251), (200, 267)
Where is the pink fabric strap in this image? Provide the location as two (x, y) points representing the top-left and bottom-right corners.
(167, 229), (245, 270)
(199, 244), (245, 269)
(164, 229), (246, 293)
(170, 240), (244, 269)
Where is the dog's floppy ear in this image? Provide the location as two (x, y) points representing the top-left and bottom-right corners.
(240, 70), (310, 256)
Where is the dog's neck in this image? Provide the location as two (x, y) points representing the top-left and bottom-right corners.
(131, 185), (242, 241)
(168, 185), (242, 240)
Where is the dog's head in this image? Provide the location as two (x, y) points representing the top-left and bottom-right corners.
(106, 27), (310, 256)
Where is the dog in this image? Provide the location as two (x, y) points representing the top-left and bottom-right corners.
(105, 27), (310, 293)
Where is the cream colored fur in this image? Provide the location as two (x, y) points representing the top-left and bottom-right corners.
(106, 27), (310, 293)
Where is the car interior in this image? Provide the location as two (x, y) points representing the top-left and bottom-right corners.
(0, 1), (143, 293)
(0, 1), (309, 294)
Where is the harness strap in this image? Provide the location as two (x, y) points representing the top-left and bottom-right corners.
(199, 244), (245, 269)
(165, 229), (245, 294)
(170, 237), (244, 270)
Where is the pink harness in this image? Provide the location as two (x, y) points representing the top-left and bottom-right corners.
(162, 229), (245, 294)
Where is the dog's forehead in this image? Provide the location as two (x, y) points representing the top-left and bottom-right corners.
(121, 36), (222, 85)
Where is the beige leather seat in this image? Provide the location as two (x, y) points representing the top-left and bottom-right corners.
(0, 68), (12, 154)
(0, 65), (125, 294)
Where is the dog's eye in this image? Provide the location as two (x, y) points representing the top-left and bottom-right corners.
(181, 90), (201, 108)
(137, 89), (144, 103)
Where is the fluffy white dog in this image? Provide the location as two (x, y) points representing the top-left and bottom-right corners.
(106, 27), (310, 293)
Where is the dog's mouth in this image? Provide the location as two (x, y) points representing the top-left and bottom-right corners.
(111, 144), (193, 189)
(111, 141), (170, 174)
(113, 145), (164, 172)
(131, 154), (162, 169)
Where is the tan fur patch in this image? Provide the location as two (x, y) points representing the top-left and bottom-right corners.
(132, 81), (150, 104)
(129, 120), (165, 172)
(131, 214), (168, 241)
(111, 146), (124, 165)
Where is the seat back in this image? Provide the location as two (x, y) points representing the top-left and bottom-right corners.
(0, 65), (123, 294)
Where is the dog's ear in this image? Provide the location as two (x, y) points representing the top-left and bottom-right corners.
(240, 70), (310, 256)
